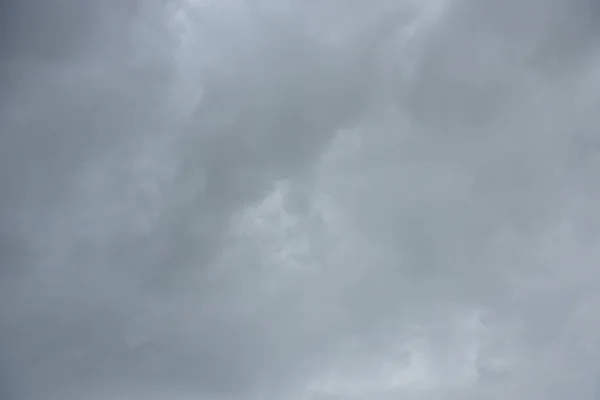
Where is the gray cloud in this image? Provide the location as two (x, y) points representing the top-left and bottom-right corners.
(2, 0), (600, 399)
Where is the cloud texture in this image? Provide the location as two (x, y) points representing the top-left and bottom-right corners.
(2, 0), (600, 399)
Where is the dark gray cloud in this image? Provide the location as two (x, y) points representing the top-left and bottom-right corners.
(2, 0), (600, 399)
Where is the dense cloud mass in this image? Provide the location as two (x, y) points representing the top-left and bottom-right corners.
(2, 0), (600, 399)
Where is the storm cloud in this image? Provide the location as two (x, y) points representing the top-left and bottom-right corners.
(2, 0), (600, 399)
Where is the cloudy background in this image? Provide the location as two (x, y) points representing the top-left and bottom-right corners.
(2, 0), (600, 399)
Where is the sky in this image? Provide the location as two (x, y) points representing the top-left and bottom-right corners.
(2, 0), (600, 399)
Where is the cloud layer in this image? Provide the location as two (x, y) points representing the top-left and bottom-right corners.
(2, 0), (600, 399)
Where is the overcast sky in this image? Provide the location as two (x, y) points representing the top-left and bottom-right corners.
(2, 0), (600, 399)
